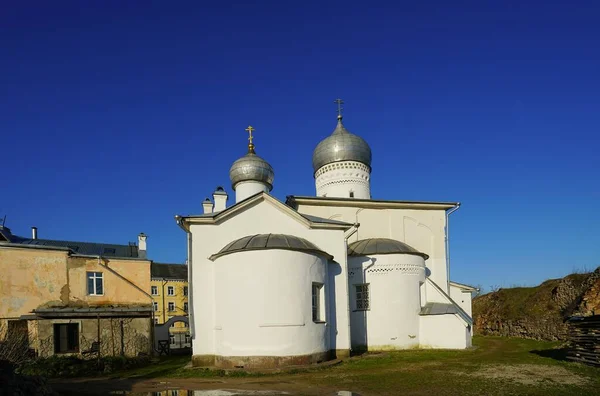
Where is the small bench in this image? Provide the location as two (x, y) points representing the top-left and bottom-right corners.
(82, 341), (100, 356)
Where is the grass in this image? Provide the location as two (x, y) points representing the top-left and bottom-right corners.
(62, 336), (600, 395)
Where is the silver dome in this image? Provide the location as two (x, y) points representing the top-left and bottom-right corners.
(312, 116), (372, 173)
(229, 150), (274, 191)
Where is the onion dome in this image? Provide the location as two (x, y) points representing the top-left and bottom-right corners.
(209, 234), (333, 261)
(348, 238), (429, 260)
(229, 126), (274, 190)
(312, 114), (372, 174)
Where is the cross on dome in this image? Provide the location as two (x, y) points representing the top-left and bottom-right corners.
(334, 98), (344, 120)
(245, 125), (256, 153)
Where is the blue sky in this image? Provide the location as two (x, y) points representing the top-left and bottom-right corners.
(2, 1), (599, 290)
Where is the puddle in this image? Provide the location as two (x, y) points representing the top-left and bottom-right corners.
(109, 390), (360, 396)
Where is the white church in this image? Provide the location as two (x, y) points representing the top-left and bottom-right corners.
(176, 102), (475, 369)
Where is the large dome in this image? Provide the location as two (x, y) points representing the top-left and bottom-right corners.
(229, 151), (274, 190)
(312, 116), (372, 173)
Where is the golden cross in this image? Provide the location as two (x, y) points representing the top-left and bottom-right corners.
(245, 125), (255, 145)
(334, 98), (344, 118)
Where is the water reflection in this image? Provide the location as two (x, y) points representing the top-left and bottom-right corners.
(110, 390), (360, 396)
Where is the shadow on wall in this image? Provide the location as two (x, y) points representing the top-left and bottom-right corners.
(329, 261), (341, 354)
(349, 257), (377, 353)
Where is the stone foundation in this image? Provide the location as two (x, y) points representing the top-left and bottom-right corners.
(192, 350), (332, 369)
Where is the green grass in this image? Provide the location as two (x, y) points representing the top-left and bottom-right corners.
(102, 337), (600, 395)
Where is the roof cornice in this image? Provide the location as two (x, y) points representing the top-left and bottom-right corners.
(176, 192), (352, 231)
(286, 196), (459, 211)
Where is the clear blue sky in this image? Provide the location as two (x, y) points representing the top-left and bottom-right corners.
(2, 1), (599, 290)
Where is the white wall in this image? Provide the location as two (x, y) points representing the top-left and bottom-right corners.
(214, 250), (328, 357)
(189, 198), (350, 357)
(449, 285), (473, 317)
(295, 204), (449, 295)
(234, 181), (269, 203)
(315, 161), (371, 199)
(348, 253), (425, 350)
(419, 315), (471, 349)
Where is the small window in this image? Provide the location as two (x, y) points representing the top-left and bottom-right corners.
(312, 283), (324, 322)
(168, 302), (175, 311)
(154, 318), (159, 325)
(167, 286), (174, 296)
(356, 284), (370, 310)
(53, 323), (79, 353)
(183, 302), (188, 312)
(153, 302), (158, 311)
(183, 286), (188, 296)
(87, 272), (104, 295)
(151, 286), (158, 295)
(349, 191), (354, 198)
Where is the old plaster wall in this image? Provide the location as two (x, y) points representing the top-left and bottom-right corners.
(67, 256), (151, 306)
(0, 247), (68, 319)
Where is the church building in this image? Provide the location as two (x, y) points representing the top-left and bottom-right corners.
(175, 102), (473, 369)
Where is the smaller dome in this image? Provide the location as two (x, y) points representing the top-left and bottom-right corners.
(229, 152), (274, 191)
(348, 238), (429, 260)
(210, 234), (332, 261)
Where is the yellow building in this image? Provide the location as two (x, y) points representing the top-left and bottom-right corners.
(150, 263), (188, 324)
(0, 225), (153, 357)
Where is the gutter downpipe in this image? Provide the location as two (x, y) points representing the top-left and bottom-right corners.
(344, 222), (360, 355)
(445, 203), (461, 292)
(176, 216), (194, 339)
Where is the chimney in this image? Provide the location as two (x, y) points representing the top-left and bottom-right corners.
(138, 233), (147, 259)
(31, 226), (38, 240)
(203, 198), (213, 214)
(213, 186), (228, 212)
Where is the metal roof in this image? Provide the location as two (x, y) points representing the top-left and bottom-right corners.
(420, 303), (459, 315)
(210, 234), (333, 261)
(151, 262), (188, 280)
(348, 238), (429, 260)
(0, 226), (141, 258)
(286, 195), (460, 211)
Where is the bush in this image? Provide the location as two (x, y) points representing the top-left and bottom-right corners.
(19, 355), (151, 378)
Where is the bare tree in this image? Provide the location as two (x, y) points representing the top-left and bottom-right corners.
(0, 321), (32, 366)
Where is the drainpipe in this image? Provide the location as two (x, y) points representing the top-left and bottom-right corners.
(344, 223), (360, 355)
(445, 203), (461, 292)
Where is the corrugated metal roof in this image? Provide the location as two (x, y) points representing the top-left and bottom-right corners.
(151, 262), (188, 280)
(348, 238), (429, 259)
(210, 234), (333, 261)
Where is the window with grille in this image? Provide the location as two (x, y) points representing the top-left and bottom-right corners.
(151, 286), (158, 295)
(167, 286), (174, 296)
(153, 302), (158, 311)
(355, 284), (370, 310)
(312, 283), (324, 322)
(168, 302), (175, 311)
(87, 272), (104, 295)
(183, 302), (188, 312)
(53, 323), (79, 353)
(183, 286), (188, 296)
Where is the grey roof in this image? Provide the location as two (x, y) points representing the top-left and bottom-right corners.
(0, 226), (140, 258)
(210, 234), (333, 261)
(298, 213), (353, 226)
(151, 262), (188, 280)
(420, 303), (459, 315)
(229, 148), (274, 190)
(286, 195), (460, 210)
(348, 238), (429, 260)
(312, 116), (372, 173)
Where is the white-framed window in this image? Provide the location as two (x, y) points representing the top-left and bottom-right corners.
(312, 283), (324, 322)
(87, 272), (104, 296)
(168, 302), (175, 311)
(153, 302), (158, 311)
(183, 302), (188, 312)
(355, 283), (370, 310)
(167, 286), (174, 296)
(183, 286), (188, 296)
(151, 286), (158, 295)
